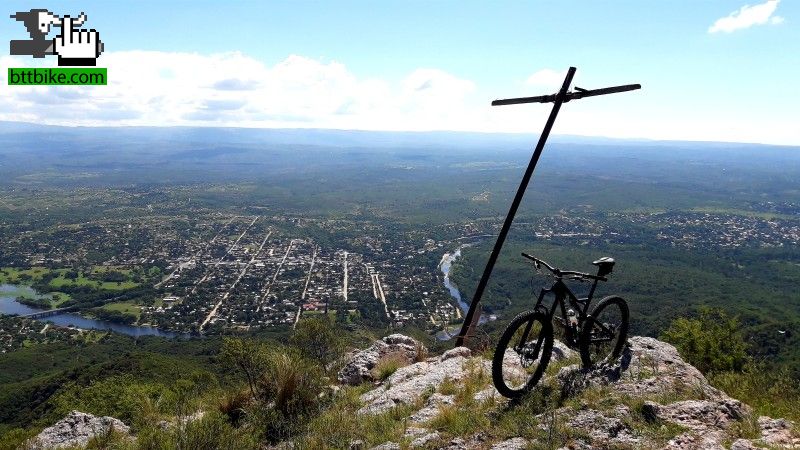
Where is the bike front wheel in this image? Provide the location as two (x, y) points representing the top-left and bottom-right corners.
(492, 310), (554, 399)
(579, 296), (629, 368)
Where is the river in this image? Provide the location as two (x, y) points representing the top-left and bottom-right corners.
(437, 242), (491, 340)
(0, 284), (181, 338)
(439, 246), (471, 314)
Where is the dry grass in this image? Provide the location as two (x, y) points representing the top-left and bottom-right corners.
(371, 351), (411, 382)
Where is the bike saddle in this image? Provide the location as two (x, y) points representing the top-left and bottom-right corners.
(592, 257), (615, 276)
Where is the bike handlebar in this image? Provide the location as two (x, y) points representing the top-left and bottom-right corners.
(521, 252), (607, 282)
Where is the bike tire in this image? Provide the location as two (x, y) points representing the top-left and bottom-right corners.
(492, 310), (554, 399)
(579, 296), (629, 368)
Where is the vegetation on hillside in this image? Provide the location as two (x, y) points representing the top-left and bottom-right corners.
(1, 311), (798, 449)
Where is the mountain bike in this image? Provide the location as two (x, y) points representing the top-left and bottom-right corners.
(491, 253), (629, 399)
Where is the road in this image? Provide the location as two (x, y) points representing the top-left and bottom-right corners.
(200, 230), (271, 330)
(155, 216), (236, 288)
(342, 251), (348, 302)
(188, 216), (258, 297)
(374, 273), (391, 318)
(293, 246), (317, 329)
(257, 239), (296, 311)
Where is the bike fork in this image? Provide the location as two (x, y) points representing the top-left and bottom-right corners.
(516, 288), (551, 359)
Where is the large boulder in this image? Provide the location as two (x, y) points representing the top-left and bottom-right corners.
(337, 334), (425, 385)
(30, 410), (130, 449)
(353, 335), (799, 449)
(557, 336), (722, 400)
(358, 346), (482, 415)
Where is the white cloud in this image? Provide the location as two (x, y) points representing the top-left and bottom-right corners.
(0, 52), (797, 145)
(0, 52), (482, 131)
(708, 0), (784, 33)
(524, 68), (567, 88)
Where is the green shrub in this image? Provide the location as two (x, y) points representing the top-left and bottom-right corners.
(661, 308), (749, 374)
(710, 364), (800, 422)
(290, 316), (345, 371)
(0, 428), (38, 450)
(219, 338), (271, 397)
(136, 411), (257, 450)
(47, 376), (164, 428)
(256, 350), (324, 416)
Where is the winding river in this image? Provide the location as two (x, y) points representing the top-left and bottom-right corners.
(437, 242), (491, 339)
(0, 284), (181, 338)
(439, 245), (473, 315)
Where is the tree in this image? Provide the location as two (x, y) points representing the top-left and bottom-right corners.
(220, 338), (270, 397)
(289, 316), (345, 370)
(662, 308), (749, 374)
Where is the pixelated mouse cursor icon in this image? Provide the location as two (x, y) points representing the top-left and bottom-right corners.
(53, 12), (104, 66)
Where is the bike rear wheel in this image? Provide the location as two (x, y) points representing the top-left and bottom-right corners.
(492, 310), (553, 399)
(579, 296), (629, 368)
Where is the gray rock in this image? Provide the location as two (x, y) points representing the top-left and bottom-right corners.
(663, 431), (727, 449)
(656, 399), (749, 432)
(557, 337), (723, 400)
(562, 408), (640, 447)
(338, 334), (426, 385)
(404, 426), (430, 437)
(358, 353), (488, 415)
(758, 416), (800, 447)
(350, 336), (797, 450)
(370, 443), (401, 450)
(473, 386), (505, 404)
(409, 393), (454, 424)
(440, 346), (471, 361)
(730, 439), (764, 450)
(491, 437), (528, 449)
(31, 410), (130, 449)
(410, 431), (440, 448)
(551, 339), (578, 362)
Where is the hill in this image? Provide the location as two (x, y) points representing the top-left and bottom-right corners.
(14, 333), (800, 449)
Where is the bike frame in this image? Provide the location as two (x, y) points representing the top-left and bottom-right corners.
(532, 276), (601, 347)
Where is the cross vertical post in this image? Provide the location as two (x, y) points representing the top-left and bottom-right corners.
(455, 67), (640, 347)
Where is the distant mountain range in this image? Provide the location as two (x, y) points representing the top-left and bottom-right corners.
(1, 121), (794, 151)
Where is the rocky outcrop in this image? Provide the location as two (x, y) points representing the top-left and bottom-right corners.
(358, 346), (483, 415)
(338, 334), (426, 385)
(29, 411), (130, 449)
(357, 335), (799, 449)
(556, 336), (720, 399)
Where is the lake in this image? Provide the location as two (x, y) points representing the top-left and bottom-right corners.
(0, 284), (181, 338)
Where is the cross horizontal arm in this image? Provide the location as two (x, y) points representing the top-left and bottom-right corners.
(491, 83), (641, 106)
(568, 83), (641, 101)
(491, 94), (557, 106)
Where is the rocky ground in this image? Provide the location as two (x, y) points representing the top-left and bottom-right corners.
(30, 334), (799, 449)
(28, 411), (130, 449)
(337, 334), (798, 449)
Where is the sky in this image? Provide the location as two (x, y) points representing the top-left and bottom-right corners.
(1, 0), (798, 145)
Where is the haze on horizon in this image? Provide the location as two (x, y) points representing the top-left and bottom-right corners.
(0, 0), (797, 146)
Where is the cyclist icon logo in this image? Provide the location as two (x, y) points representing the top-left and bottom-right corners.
(10, 9), (104, 66)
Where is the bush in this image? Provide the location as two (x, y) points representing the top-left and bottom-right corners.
(135, 411), (258, 450)
(255, 350), (324, 416)
(221, 338), (327, 443)
(661, 308), (749, 374)
(289, 316), (345, 371)
(710, 364), (800, 422)
(219, 338), (270, 397)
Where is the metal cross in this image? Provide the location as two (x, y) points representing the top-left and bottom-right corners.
(455, 67), (640, 347)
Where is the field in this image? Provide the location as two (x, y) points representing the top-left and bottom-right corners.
(0, 267), (139, 291)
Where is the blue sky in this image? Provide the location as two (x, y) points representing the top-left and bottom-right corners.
(1, 1), (797, 144)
